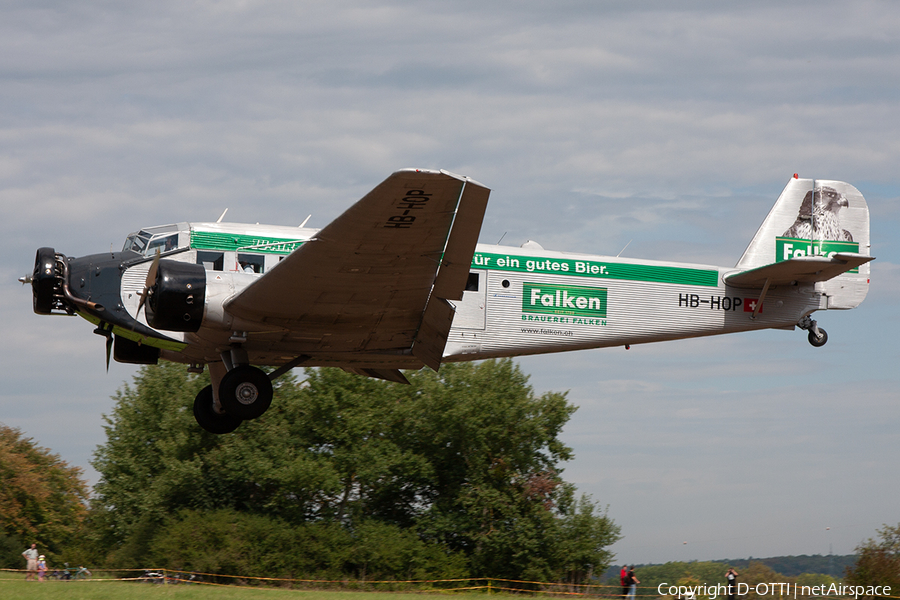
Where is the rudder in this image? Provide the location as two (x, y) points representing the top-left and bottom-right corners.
(736, 175), (871, 309)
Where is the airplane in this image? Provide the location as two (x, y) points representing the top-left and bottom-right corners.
(22, 169), (873, 434)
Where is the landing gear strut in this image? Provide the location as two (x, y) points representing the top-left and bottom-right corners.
(798, 316), (828, 347)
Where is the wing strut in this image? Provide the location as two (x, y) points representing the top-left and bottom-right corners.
(267, 355), (311, 381)
(751, 278), (771, 320)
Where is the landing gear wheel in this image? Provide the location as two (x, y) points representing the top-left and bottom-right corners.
(808, 328), (828, 347)
(193, 385), (242, 434)
(218, 366), (273, 420)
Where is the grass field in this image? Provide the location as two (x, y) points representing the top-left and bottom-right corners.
(0, 579), (497, 600)
(0, 571), (502, 600)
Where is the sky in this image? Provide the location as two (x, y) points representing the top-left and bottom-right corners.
(2, 0), (899, 566)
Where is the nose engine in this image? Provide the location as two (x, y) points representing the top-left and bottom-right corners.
(30, 247), (71, 314)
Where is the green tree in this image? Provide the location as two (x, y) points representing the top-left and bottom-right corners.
(0, 424), (89, 566)
(89, 359), (620, 580)
(845, 523), (900, 594)
(555, 493), (620, 583)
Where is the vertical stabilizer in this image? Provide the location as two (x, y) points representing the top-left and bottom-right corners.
(736, 176), (871, 309)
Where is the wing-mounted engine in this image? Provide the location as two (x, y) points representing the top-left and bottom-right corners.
(145, 260), (207, 332)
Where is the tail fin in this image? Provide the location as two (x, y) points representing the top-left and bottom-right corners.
(734, 175), (871, 309)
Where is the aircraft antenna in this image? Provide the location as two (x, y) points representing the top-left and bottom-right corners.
(216, 208), (228, 223)
(497, 231), (507, 244)
(300, 215), (312, 228)
(617, 239), (633, 257)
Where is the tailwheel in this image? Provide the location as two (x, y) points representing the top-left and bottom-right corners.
(808, 328), (828, 347)
(798, 316), (828, 348)
(218, 365), (273, 420)
(193, 385), (242, 434)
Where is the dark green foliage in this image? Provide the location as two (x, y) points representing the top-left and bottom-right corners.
(88, 359), (620, 580)
(0, 533), (24, 569)
(845, 524), (900, 593)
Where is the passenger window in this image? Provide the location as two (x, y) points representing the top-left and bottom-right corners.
(465, 272), (479, 292)
(197, 251), (225, 271)
(238, 253), (265, 274)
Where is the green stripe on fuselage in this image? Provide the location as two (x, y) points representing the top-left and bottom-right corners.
(190, 231), (306, 254)
(471, 251), (719, 286)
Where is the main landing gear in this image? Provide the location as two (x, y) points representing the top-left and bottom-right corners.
(192, 354), (274, 434)
(193, 385), (243, 435)
(798, 316), (828, 348)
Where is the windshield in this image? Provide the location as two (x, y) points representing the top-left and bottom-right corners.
(123, 231), (151, 254)
(123, 231), (180, 256)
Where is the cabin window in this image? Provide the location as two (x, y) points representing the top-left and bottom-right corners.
(465, 272), (479, 292)
(238, 253), (265, 274)
(197, 251), (225, 271)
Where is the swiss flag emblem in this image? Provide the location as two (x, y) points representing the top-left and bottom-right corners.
(744, 298), (763, 313)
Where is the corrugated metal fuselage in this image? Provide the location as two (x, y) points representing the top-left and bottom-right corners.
(442, 244), (819, 362)
(110, 225), (822, 369)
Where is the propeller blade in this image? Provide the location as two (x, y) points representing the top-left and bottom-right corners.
(106, 335), (113, 372)
(137, 249), (161, 317)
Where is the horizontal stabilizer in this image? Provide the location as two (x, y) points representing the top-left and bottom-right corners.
(725, 253), (874, 289)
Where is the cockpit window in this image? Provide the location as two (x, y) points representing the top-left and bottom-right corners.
(123, 231), (151, 254)
(147, 234), (179, 255)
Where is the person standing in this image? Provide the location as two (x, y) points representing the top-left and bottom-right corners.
(621, 565), (629, 599)
(22, 543), (38, 581)
(37, 555), (47, 581)
(626, 566), (640, 600)
(725, 567), (739, 600)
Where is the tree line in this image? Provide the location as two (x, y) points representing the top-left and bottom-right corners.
(2, 359), (621, 582)
(3, 359), (899, 587)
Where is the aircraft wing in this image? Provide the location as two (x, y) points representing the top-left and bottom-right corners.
(224, 169), (490, 370)
(724, 253), (874, 288)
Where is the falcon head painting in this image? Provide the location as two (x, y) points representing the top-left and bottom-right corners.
(782, 186), (853, 242)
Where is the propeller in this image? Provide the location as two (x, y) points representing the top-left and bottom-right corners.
(105, 335), (113, 371)
(137, 249), (161, 318)
(92, 323), (114, 371)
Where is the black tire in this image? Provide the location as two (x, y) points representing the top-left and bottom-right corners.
(193, 385), (242, 434)
(808, 328), (828, 347)
(218, 366), (273, 420)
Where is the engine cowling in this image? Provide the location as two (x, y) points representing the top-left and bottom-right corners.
(31, 247), (62, 314)
(145, 260), (206, 332)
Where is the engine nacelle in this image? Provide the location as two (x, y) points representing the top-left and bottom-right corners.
(146, 260), (206, 332)
(31, 247), (62, 314)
